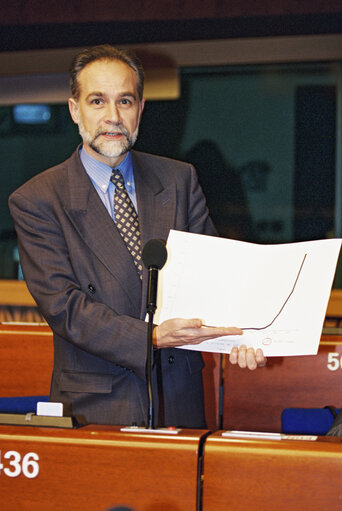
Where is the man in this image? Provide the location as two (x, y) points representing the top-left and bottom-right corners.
(9, 45), (266, 428)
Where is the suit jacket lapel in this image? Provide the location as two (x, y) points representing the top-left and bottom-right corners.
(132, 151), (176, 246)
(131, 151), (176, 318)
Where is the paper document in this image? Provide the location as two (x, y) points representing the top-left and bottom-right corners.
(154, 230), (341, 356)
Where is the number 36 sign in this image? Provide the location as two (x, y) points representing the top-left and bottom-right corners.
(0, 451), (39, 478)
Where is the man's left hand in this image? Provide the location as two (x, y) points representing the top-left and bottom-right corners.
(229, 345), (267, 370)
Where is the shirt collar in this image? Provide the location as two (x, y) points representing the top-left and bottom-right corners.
(80, 146), (134, 193)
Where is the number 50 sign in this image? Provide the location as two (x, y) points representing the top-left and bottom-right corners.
(327, 353), (342, 372)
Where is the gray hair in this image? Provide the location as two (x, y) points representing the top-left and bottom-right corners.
(69, 44), (144, 101)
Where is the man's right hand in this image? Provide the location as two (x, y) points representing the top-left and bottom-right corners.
(153, 318), (243, 349)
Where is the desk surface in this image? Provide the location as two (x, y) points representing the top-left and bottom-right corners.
(202, 431), (342, 511)
(0, 424), (207, 511)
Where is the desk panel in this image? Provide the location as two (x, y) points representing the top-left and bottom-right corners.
(0, 425), (206, 511)
(202, 432), (342, 511)
(0, 323), (52, 396)
(2, 322), (342, 432)
(223, 342), (342, 432)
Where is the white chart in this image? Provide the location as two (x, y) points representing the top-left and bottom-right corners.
(154, 230), (341, 356)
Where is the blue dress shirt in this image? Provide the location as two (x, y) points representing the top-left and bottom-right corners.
(80, 146), (138, 221)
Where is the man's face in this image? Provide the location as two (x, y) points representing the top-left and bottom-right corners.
(68, 58), (145, 167)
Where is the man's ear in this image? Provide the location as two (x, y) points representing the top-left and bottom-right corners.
(68, 97), (79, 124)
(140, 98), (146, 115)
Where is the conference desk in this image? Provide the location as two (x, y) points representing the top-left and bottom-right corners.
(1, 424), (342, 511)
(3, 322), (342, 433)
(0, 424), (207, 511)
(202, 431), (342, 511)
(222, 337), (342, 432)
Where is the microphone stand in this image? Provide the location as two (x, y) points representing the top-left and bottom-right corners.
(142, 238), (167, 431)
(218, 353), (226, 429)
(146, 266), (158, 429)
(146, 310), (154, 429)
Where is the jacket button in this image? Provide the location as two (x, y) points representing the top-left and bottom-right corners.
(168, 355), (175, 364)
(88, 284), (96, 294)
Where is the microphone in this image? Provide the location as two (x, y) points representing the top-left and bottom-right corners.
(142, 239), (167, 314)
(142, 239), (167, 429)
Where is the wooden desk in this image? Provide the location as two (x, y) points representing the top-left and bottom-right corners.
(0, 323), (52, 396)
(202, 289), (342, 431)
(0, 424), (207, 511)
(202, 432), (342, 511)
(0, 281), (36, 306)
(223, 340), (342, 432)
(0, 322), (221, 432)
(1, 320), (342, 432)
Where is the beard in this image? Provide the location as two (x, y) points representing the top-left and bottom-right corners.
(77, 119), (140, 160)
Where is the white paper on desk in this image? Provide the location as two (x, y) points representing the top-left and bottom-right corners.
(154, 230), (342, 356)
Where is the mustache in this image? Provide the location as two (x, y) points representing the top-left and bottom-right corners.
(95, 124), (130, 140)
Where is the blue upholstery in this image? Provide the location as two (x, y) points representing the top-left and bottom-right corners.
(281, 407), (340, 435)
(0, 396), (49, 414)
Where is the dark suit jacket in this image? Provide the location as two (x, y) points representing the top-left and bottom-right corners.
(8, 148), (216, 427)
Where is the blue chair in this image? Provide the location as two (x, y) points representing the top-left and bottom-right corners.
(281, 407), (340, 435)
(0, 395), (49, 414)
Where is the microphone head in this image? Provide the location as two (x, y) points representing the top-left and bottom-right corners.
(142, 239), (167, 270)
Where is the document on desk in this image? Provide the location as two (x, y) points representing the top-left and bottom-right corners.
(154, 230), (342, 356)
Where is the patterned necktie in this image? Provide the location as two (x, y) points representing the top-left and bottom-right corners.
(111, 169), (143, 278)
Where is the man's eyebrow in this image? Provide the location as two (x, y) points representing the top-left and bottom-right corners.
(118, 92), (137, 100)
(85, 91), (137, 101)
(85, 92), (105, 100)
